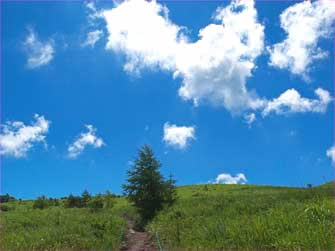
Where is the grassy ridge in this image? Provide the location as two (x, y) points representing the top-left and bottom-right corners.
(0, 182), (333, 250)
(148, 183), (334, 250)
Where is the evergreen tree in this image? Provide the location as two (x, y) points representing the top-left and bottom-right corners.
(164, 172), (177, 206)
(123, 145), (176, 223)
(81, 189), (91, 206)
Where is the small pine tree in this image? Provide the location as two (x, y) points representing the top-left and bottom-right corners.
(123, 145), (177, 223)
(81, 189), (91, 207)
(164, 173), (177, 206)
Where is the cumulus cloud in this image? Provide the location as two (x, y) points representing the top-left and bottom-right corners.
(24, 28), (54, 69)
(163, 122), (195, 149)
(82, 30), (104, 47)
(326, 145), (335, 162)
(68, 125), (105, 158)
(210, 172), (247, 184)
(262, 88), (331, 116)
(97, 0), (332, 117)
(267, 0), (335, 79)
(102, 0), (265, 112)
(0, 114), (50, 158)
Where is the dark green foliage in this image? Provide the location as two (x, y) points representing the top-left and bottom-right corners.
(33, 195), (49, 209)
(87, 197), (104, 212)
(64, 194), (85, 208)
(123, 145), (177, 223)
(104, 193), (116, 209)
(0, 193), (16, 203)
(81, 189), (91, 206)
(164, 173), (178, 207)
(0, 204), (11, 212)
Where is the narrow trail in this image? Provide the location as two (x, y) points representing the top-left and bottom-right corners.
(121, 216), (158, 251)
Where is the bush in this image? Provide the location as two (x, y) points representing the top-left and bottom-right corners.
(64, 194), (85, 208)
(104, 195), (116, 209)
(87, 197), (104, 212)
(0, 194), (16, 203)
(0, 204), (11, 212)
(33, 196), (49, 210)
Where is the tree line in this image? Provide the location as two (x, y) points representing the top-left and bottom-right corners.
(2, 145), (177, 226)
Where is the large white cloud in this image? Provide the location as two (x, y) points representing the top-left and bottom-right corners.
(210, 172), (247, 184)
(24, 28), (54, 69)
(326, 145), (335, 162)
(99, 0), (331, 116)
(68, 125), (105, 158)
(163, 122), (195, 149)
(102, 0), (264, 112)
(0, 114), (50, 158)
(268, 0), (335, 79)
(262, 88), (331, 116)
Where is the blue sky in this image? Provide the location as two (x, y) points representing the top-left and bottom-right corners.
(1, 0), (334, 199)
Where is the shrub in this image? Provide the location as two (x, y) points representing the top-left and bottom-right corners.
(0, 204), (11, 212)
(104, 195), (116, 209)
(88, 197), (104, 212)
(33, 196), (49, 210)
(64, 194), (85, 208)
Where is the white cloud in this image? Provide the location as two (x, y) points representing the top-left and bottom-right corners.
(163, 122), (195, 149)
(24, 28), (54, 69)
(68, 125), (105, 158)
(97, 0), (332, 117)
(82, 30), (104, 47)
(267, 0), (335, 79)
(262, 88), (331, 116)
(0, 114), (50, 158)
(326, 145), (335, 162)
(244, 113), (256, 125)
(210, 172), (247, 184)
(102, 0), (265, 113)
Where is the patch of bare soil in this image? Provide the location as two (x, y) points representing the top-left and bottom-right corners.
(121, 216), (158, 251)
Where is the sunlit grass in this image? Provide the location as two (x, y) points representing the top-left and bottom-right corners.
(148, 182), (334, 250)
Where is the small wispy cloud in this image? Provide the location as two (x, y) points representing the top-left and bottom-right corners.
(68, 125), (105, 159)
(326, 145), (335, 162)
(244, 113), (256, 126)
(82, 30), (103, 47)
(0, 114), (50, 158)
(24, 28), (54, 69)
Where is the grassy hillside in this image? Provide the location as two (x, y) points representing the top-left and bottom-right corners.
(0, 196), (137, 250)
(0, 182), (333, 250)
(148, 182), (334, 250)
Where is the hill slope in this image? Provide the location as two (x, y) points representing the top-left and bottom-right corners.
(148, 183), (334, 250)
(0, 182), (333, 250)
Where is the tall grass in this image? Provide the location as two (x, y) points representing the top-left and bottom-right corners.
(0, 197), (137, 250)
(148, 183), (334, 250)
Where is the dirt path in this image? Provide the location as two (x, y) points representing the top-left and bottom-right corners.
(121, 217), (158, 251)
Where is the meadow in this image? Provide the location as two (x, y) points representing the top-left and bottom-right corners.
(0, 196), (137, 250)
(148, 182), (334, 250)
(0, 182), (333, 250)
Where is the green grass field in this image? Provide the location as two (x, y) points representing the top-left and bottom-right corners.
(148, 182), (334, 250)
(0, 196), (137, 250)
(0, 182), (333, 250)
